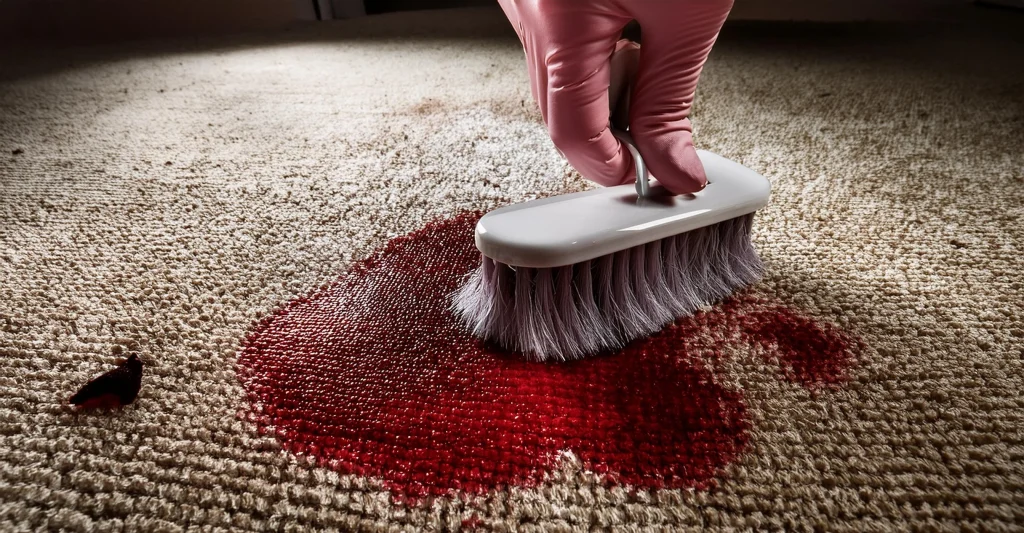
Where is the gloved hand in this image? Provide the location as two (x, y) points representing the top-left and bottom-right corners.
(497, 0), (734, 194)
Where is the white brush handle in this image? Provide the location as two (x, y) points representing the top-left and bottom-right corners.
(474, 149), (771, 268)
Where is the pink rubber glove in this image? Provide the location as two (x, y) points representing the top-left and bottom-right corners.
(497, 0), (734, 194)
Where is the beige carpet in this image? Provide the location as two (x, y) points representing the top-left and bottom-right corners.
(1, 7), (1023, 531)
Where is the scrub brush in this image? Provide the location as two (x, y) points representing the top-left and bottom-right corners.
(451, 130), (771, 361)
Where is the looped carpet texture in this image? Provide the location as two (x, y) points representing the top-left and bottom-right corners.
(1, 6), (1023, 532)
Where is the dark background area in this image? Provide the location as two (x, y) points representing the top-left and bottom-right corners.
(0, 0), (1019, 47)
(361, 0), (642, 39)
(364, 0), (492, 14)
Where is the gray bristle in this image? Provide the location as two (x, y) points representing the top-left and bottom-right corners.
(612, 248), (648, 340)
(452, 213), (765, 361)
(556, 266), (587, 355)
(574, 260), (615, 353)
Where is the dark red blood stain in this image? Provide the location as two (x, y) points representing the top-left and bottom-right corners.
(236, 212), (857, 500)
(74, 393), (123, 410)
(739, 307), (859, 389)
(69, 353), (144, 410)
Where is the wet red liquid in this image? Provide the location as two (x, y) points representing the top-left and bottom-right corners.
(741, 307), (860, 390)
(236, 212), (857, 500)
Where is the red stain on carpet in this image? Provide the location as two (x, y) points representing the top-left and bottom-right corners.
(236, 212), (858, 500)
(740, 307), (859, 389)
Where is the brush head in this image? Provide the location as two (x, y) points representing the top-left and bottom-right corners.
(453, 214), (765, 361)
(473, 150), (771, 269)
(454, 148), (772, 360)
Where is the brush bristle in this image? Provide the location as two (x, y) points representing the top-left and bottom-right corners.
(452, 214), (764, 361)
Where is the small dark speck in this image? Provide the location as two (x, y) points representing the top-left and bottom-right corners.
(158, 89), (165, 93)
(950, 239), (967, 249)
(12, 148), (24, 155)
(817, 92), (832, 98)
(164, 161), (173, 166)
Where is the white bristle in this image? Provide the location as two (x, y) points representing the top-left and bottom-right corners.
(452, 214), (766, 361)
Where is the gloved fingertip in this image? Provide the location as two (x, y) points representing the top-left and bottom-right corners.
(647, 144), (709, 195)
(661, 165), (708, 196)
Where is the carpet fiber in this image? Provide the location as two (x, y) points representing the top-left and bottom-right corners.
(1, 7), (1022, 532)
